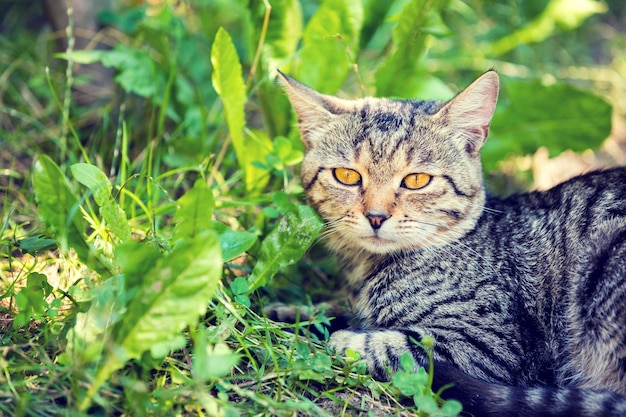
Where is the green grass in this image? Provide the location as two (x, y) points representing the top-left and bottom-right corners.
(1, 0), (624, 415)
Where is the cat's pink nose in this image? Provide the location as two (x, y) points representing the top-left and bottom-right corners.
(366, 213), (389, 230)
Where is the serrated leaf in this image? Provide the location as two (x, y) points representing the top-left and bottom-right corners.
(173, 179), (215, 241)
(483, 80), (612, 171)
(33, 156), (110, 275)
(247, 205), (323, 293)
(295, 0), (363, 94)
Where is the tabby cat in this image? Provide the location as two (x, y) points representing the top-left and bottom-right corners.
(277, 70), (626, 417)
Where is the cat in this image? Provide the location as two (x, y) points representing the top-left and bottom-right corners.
(275, 69), (626, 417)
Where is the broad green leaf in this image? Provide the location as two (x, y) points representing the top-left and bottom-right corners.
(68, 274), (127, 363)
(33, 156), (110, 275)
(173, 179), (215, 241)
(71, 163), (132, 243)
(295, 341), (311, 359)
(489, 0), (606, 56)
(99, 203), (133, 243)
(211, 221), (257, 262)
(16, 236), (57, 254)
(116, 230), (222, 360)
(361, 0), (394, 48)
(115, 242), (161, 291)
(211, 28), (250, 190)
(483, 80), (612, 171)
(98, 7), (147, 33)
(249, 0), (304, 139)
(78, 231), (222, 410)
(71, 163), (112, 206)
(244, 128), (274, 192)
(295, 0), (363, 94)
(251, 0), (302, 74)
(230, 275), (252, 307)
(247, 205), (323, 293)
(375, 0), (450, 98)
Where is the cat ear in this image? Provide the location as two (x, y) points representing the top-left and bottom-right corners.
(277, 70), (353, 148)
(435, 70), (499, 156)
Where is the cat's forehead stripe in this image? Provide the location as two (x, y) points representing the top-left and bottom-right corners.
(349, 102), (430, 163)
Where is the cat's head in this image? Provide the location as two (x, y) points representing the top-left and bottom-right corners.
(279, 71), (499, 255)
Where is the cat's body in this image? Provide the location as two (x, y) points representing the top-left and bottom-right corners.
(278, 70), (626, 416)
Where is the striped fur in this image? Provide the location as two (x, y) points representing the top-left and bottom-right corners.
(278, 71), (626, 416)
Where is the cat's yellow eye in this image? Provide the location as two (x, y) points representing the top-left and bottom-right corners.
(333, 168), (362, 186)
(402, 173), (432, 190)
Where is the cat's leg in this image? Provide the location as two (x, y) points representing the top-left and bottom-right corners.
(329, 327), (519, 383)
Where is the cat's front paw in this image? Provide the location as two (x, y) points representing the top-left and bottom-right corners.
(328, 329), (367, 355)
(328, 329), (391, 379)
(328, 328), (427, 380)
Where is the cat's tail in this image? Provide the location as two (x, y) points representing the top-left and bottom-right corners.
(434, 362), (626, 417)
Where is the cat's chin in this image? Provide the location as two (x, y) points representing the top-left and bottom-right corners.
(356, 236), (410, 255)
